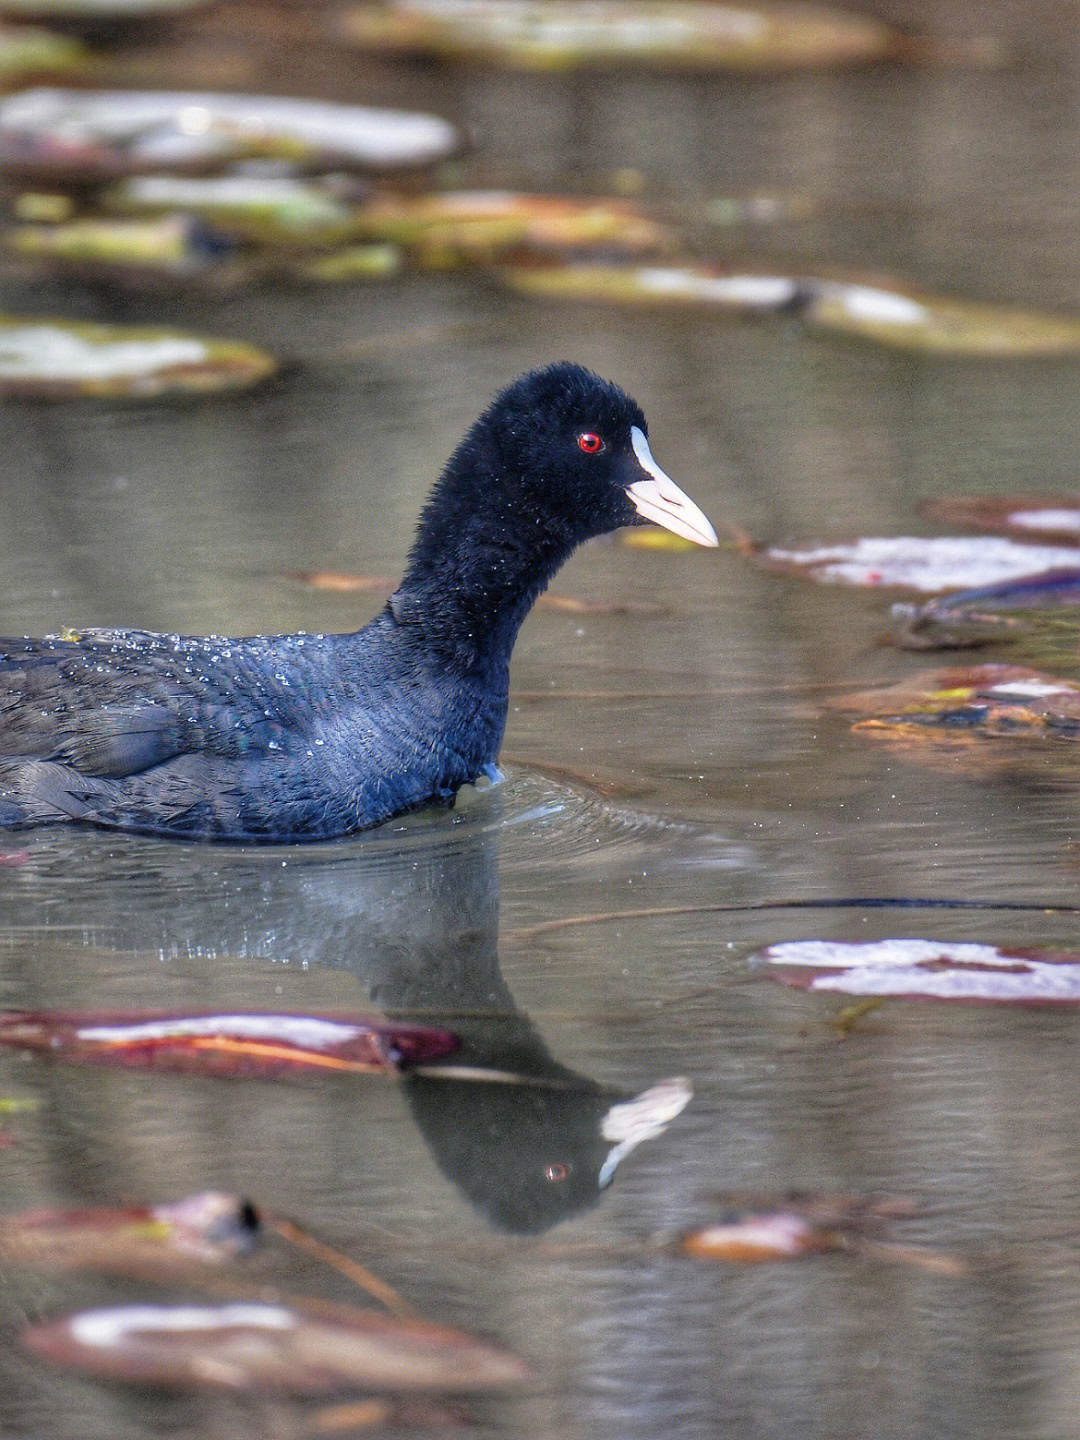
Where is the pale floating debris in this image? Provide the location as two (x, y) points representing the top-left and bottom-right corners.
(758, 535), (1080, 592)
(336, 0), (968, 73)
(756, 938), (1080, 1003)
(25, 1299), (531, 1393)
(103, 174), (365, 245)
(2, 214), (245, 287)
(920, 494), (1080, 543)
(597, 1075), (691, 1187)
(0, 316), (275, 398)
(0, 21), (86, 85)
(0, 90), (459, 181)
(497, 256), (802, 310)
(804, 279), (1080, 356)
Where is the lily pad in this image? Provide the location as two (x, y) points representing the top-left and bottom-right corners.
(803, 280), (1080, 356)
(920, 495), (1080, 543)
(352, 190), (673, 264)
(24, 1299), (531, 1394)
(0, 1192), (259, 1273)
(0, 90), (459, 182)
(827, 662), (1080, 742)
(756, 536), (1080, 592)
(0, 316), (275, 398)
(0, 1009), (460, 1076)
(756, 938), (1080, 1003)
(338, 1), (911, 72)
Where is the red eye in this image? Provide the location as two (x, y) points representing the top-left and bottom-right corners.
(577, 432), (604, 454)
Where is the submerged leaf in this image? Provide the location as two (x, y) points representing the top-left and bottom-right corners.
(920, 495), (1080, 543)
(757, 536), (1080, 592)
(0, 90), (458, 183)
(24, 1300), (531, 1393)
(0, 316), (275, 399)
(756, 938), (1080, 1003)
(0, 1192), (259, 1273)
(337, 0), (924, 73)
(0, 1010), (459, 1078)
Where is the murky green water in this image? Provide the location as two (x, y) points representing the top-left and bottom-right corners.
(5, 4), (1080, 1437)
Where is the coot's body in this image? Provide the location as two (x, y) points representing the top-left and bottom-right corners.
(0, 364), (716, 840)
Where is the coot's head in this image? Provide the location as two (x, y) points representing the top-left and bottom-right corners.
(456, 362), (719, 550)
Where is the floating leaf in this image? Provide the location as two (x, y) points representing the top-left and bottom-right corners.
(287, 571), (394, 594)
(920, 495), (1080, 543)
(681, 1193), (909, 1261)
(496, 255), (804, 311)
(891, 568), (1080, 650)
(756, 938), (1080, 1003)
(293, 243), (403, 284)
(287, 571), (661, 613)
(0, 22), (86, 87)
(351, 190), (673, 264)
(0, 1192), (259, 1273)
(803, 280), (1080, 356)
(0, 0), (210, 16)
(336, 0), (933, 73)
(1, 215), (254, 290)
(0, 316), (275, 399)
(0, 1010), (459, 1078)
(102, 174), (368, 247)
(827, 662), (1080, 742)
(756, 536), (1080, 592)
(24, 1299), (531, 1394)
(0, 849), (28, 865)
(0, 90), (459, 183)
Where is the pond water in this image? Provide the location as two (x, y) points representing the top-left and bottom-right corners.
(4, 3), (1080, 1437)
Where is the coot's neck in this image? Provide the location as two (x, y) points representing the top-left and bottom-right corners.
(390, 438), (581, 675)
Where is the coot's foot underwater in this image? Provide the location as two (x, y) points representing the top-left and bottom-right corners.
(0, 363), (718, 841)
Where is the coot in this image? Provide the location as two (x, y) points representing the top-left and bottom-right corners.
(0, 363), (717, 840)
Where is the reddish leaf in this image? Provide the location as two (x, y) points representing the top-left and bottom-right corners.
(0, 1010), (459, 1079)
(921, 494), (1080, 544)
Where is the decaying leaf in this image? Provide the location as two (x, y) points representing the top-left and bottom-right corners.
(290, 244), (403, 284)
(0, 22), (86, 88)
(0, 316), (276, 399)
(890, 568), (1080, 650)
(102, 174), (368, 247)
(0, 1192), (259, 1274)
(803, 280), (1080, 356)
(0, 90), (458, 183)
(920, 495), (1080, 543)
(755, 938), (1080, 1003)
(24, 1299), (531, 1394)
(350, 190), (673, 264)
(827, 662), (1080, 743)
(756, 536), (1080, 592)
(337, 0), (987, 73)
(0, 1009), (459, 1078)
(496, 256), (804, 311)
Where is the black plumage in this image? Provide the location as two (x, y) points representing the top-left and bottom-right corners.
(0, 363), (717, 841)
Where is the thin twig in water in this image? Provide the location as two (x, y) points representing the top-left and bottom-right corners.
(265, 1215), (414, 1318)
